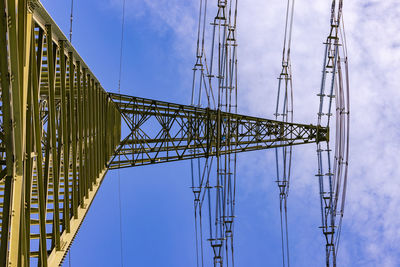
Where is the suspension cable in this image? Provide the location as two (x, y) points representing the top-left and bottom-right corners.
(190, 0), (239, 265)
(118, 0), (126, 93)
(117, 1), (126, 266)
(117, 171), (124, 267)
(275, 0), (296, 266)
(190, 0), (210, 266)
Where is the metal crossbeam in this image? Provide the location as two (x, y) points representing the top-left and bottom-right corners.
(0, 1), (328, 266)
(108, 93), (328, 169)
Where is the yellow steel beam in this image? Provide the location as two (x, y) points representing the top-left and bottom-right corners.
(0, 1), (121, 266)
(47, 168), (109, 266)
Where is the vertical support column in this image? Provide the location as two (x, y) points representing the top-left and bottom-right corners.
(100, 91), (105, 168)
(30, 25), (48, 266)
(82, 69), (89, 201)
(76, 61), (82, 216)
(88, 77), (94, 190)
(22, 46), (34, 265)
(7, 1), (33, 265)
(95, 83), (99, 179)
(46, 24), (61, 251)
(0, 0), (14, 264)
(69, 51), (78, 228)
(60, 41), (70, 235)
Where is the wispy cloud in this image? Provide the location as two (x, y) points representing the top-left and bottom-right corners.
(108, 0), (198, 55)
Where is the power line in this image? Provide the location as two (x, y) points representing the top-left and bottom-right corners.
(118, 0), (126, 93)
(275, 0), (295, 265)
(117, 1), (126, 266)
(117, 171), (124, 267)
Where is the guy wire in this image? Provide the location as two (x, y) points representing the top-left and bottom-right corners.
(117, 0), (126, 266)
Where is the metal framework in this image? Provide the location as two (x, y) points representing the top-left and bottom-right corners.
(0, 1), (121, 266)
(0, 1), (331, 266)
(109, 93), (327, 169)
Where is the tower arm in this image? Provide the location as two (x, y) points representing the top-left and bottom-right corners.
(108, 93), (328, 169)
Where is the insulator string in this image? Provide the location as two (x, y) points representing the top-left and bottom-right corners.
(275, 0), (295, 266)
(315, 1), (349, 265)
(69, 0), (74, 42)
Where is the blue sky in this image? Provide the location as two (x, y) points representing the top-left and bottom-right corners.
(40, 0), (400, 266)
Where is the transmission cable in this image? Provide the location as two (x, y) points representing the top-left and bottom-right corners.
(117, 0), (126, 266)
(118, 0), (126, 93)
(275, 0), (295, 266)
(190, 0), (239, 265)
(190, 1), (210, 266)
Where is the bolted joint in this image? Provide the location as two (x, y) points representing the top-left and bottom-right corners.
(316, 126), (329, 143)
(28, 0), (40, 13)
(7, 15), (12, 28)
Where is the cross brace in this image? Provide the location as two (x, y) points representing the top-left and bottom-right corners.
(108, 92), (328, 169)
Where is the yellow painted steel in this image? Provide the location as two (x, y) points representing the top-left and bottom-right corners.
(0, 1), (121, 266)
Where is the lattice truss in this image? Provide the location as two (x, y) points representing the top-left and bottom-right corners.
(0, 1), (121, 266)
(109, 93), (327, 169)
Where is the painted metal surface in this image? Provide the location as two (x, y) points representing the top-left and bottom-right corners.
(108, 93), (327, 169)
(0, 1), (120, 266)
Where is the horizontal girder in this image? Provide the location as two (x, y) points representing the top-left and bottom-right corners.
(108, 93), (328, 169)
